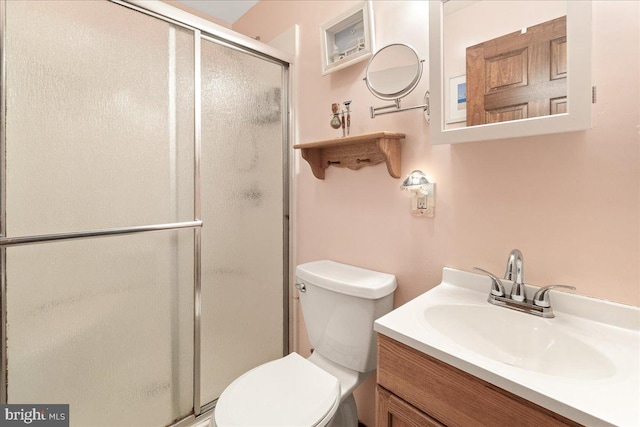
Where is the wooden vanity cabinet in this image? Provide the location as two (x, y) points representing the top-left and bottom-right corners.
(376, 334), (583, 427)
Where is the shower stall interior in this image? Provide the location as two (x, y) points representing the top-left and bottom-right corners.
(0, 1), (290, 425)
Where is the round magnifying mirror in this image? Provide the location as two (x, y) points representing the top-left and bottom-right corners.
(365, 44), (423, 100)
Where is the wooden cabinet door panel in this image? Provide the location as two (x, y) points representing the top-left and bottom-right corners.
(376, 386), (444, 427)
(467, 15), (567, 126)
(551, 37), (567, 79)
(486, 104), (527, 124)
(484, 48), (528, 93)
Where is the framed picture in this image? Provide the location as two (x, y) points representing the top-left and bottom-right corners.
(320, 1), (375, 75)
(446, 74), (467, 124)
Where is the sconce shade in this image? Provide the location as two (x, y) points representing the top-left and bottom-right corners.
(401, 170), (430, 188)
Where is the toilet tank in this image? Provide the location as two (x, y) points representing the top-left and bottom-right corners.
(296, 260), (397, 373)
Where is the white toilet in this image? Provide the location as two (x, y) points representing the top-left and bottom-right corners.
(214, 260), (397, 427)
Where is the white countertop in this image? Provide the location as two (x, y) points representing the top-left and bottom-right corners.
(374, 267), (640, 427)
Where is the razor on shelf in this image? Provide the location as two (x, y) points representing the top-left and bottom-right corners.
(329, 100), (352, 137)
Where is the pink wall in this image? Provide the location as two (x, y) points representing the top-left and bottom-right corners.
(234, 1), (639, 426)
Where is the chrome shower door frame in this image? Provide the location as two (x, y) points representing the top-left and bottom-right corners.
(0, 0), (294, 425)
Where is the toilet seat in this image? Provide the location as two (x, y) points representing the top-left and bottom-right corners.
(214, 352), (341, 427)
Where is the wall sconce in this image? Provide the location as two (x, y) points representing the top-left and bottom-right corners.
(401, 170), (435, 217)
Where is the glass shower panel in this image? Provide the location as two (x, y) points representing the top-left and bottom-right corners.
(5, 230), (194, 426)
(4, 0), (195, 237)
(200, 38), (285, 404)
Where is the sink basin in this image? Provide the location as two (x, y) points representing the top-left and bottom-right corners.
(423, 304), (616, 379)
(374, 267), (640, 427)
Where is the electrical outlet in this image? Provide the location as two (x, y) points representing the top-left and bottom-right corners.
(416, 195), (427, 210)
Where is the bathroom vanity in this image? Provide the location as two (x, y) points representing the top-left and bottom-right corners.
(374, 268), (640, 427)
(376, 334), (579, 426)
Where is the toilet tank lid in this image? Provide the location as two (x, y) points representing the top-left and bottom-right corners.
(296, 260), (397, 299)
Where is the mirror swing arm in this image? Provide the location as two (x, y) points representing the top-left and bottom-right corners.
(368, 88), (430, 119)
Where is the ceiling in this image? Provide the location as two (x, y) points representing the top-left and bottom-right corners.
(176, 0), (259, 25)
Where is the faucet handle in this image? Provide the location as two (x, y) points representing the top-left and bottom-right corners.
(473, 267), (505, 297)
(532, 285), (576, 308)
(509, 282), (526, 302)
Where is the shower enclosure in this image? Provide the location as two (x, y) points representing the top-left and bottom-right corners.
(0, 1), (291, 425)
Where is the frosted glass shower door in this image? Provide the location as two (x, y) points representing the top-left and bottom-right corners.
(200, 38), (287, 404)
(4, 0), (196, 236)
(3, 1), (197, 426)
(5, 232), (195, 427)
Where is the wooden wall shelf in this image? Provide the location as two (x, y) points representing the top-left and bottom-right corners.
(293, 131), (405, 180)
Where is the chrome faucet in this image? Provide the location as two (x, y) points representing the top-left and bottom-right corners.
(474, 249), (576, 318)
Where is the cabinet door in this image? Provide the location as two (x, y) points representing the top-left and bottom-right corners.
(377, 335), (582, 427)
(376, 386), (444, 427)
(466, 16), (567, 126)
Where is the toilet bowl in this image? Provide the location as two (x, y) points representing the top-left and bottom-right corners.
(214, 260), (397, 427)
(214, 353), (340, 427)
